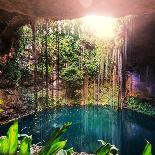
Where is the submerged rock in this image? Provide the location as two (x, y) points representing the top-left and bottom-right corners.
(31, 144), (42, 155)
(30, 146), (94, 155)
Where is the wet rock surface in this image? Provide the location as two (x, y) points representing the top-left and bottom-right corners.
(30, 144), (94, 155)
(0, 88), (34, 124)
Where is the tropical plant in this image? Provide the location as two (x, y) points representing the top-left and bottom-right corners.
(0, 121), (18, 155)
(39, 122), (73, 155)
(142, 141), (152, 155)
(0, 121), (73, 155)
(127, 97), (155, 116)
(20, 136), (32, 155)
(96, 140), (119, 155)
(0, 121), (153, 155)
(0, 121), (32, 155)
(96, 140), (153, 155)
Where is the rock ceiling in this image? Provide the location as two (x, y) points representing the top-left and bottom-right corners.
(0, 0), (155, 19)
(1, 0), (155, 37)
(1, 0), (155, 56)
(1, 0), (155, 19)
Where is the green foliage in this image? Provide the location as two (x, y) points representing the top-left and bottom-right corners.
(0, 108), (4, 113)
(0, 59), (20, 84)
(58, 27), (98, 90)
(127, 97), (155, 116)
(0, 25), (32, 86)
(0, 122), (153, 155)
(39, 122), (72, 155)
(0, 136), (9, 155)
(0, 121), (31, 155)
(66, 147), (74, 155)
(46, 140), (67, 155)
(19, 136), (32, 155)
(0, 121), (18, 155)
(0, 121), (72, 155)
(7, 121), (18, 155)
(142, 141), (152, 155)
(18, 25), (32, 54)
(15, 20), (99, 92)
(96, 140), (119, 155)
(60, 65), (83, 87)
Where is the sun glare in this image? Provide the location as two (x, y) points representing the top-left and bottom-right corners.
(82, 15), (116, 38)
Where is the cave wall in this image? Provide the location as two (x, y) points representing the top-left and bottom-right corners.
(1, 1), (155, 99)
(127, 14), (155, 69)
(126, 14), (155, 99)
(0, 9), (29, 55)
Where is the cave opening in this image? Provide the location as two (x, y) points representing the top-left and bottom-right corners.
(0, 2), (155, 155)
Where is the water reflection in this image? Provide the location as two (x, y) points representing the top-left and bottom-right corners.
(0, 106), (155, 155)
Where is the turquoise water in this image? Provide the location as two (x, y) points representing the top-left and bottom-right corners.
(0, 106), (155, 155)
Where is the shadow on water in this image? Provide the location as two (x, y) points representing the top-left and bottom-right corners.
(0, 105), (155, 155)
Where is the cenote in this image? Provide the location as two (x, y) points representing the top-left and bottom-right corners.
(1, 106), (155, 155)
(2, 2), (155, 155)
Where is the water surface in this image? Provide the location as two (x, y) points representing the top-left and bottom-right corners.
(0, 106), (155, 155)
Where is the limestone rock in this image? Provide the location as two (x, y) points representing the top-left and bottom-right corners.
(0, 0), (155, 19)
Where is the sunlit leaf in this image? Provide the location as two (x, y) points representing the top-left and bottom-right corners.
(7, 121), (18, 155)
(96, 143), (111, 155)
(0, 136), (9, 155)
(142, 141), (152, 155)
(66, 147), (74, 155)
(19, 136), (32, 155)
(0, 108), (4, 113)
(0, 99), (4, 105)
(46, 140), (67, 155)
(39, 122), (72, 155)
(98, 140), (106, 146)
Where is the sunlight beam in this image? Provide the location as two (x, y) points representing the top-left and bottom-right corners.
(82, 15), (116, 38)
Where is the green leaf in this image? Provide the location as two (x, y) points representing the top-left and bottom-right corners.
(98, 140), (106, 146)
(96, 143), (111, 155)
(0, 136), (9, 155)
(66, 147), (74, 155)
(0, 99), (4, 105)
(46, 140), (67, 155)
(39, 122), (72, 155)
(142, 141), (152, 155)
(19, 136), (32, 155)
(0, 108), (4, 113)
(7, 121), (18, 155)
